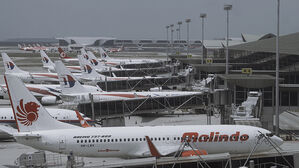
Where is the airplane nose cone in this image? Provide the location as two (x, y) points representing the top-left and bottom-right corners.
(271, 135), (284, 147)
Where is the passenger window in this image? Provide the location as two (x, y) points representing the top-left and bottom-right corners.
(136, 138), (138, 141)
(167, 137), (169, 140)
(96, 139), (98, 143)
(89, 139), (91, 143)
(100, 139), (102, 142)
(132, 138), (134, 141)
(158, 138), (161, 141)
(85, 140), (87, 143)
(128, 139), (130, 142)
(150, 138), (153, 141)
(144, 138), (146, 141)
(140, 138), (142, 141)
(154, 138), (157, 141)
(174, 137), (176, 140)
(120, 139), (122, 142)
(115, 139), (118, 142)
(163, 137), (165, 140)
(124, 138), (126, 142)
(111, 139), (114, 142)
(92, 139), (95, 143)
(104, 139), (106, 142)
(107, 139), (110, 142)
(81, 140), (83, 143)
(77, 140), (79, 143)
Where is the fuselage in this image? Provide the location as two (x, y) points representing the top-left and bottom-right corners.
(14, 125), (283, 158)
(0, 108), (91, 140)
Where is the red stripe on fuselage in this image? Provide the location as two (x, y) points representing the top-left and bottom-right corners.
(32, 74), (58, 79)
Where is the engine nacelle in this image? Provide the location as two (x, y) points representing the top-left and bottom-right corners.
(41, 96), (60, 105)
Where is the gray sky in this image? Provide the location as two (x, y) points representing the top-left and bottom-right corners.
(1, 0), (299, 41)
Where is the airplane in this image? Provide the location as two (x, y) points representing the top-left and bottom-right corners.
(2, 53), (82, 84)
(40, 50), (81, 73)
(81, 49), (123, 72)
(105, 45), (124, 53)
(77, 54), (162, 84)
(0, 83), (61, 105)
(98, 47), (162, 66)
(0, 83), (101, 105)
(18, 44), (48, 52)
(56, 61), (201, 103)
(0, 107), (91, 140)
(1, 74), (283, 158)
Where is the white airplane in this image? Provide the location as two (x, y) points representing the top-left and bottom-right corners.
(77, 54), (161, 84)
(40, 50), (81, 73)
(18, 44), (48, 52)
(98, 47), (161, 66)
(1, 74), (283, 158)
(0, 83), (100, 105)
(2, 53), (59, 84)
(0, 107), (91, 140)
(0, 84), (61, 105)
(81, 49), (123, 72)
(56, 61), (200, 103)
(2, 53), (82, 84)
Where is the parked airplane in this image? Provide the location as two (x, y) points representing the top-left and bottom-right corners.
(1, 74), (283, 158)
(0, 107), (91, 140)
(81, 49), (122, 72)
(0, 83), (100, 105)
(98, 47), (161, 66)
(77, 54), (161, 84)
(18, 44), (48, 52)
(56, 61), (200, 103)
(2, 53), (82, 84)
(40, 50), (81, 73)
(0, 84), (61, 105)
(2, 53), (59, 83)
(105, 45), (124, 53)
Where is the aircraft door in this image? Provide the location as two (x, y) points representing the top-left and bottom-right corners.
(58, 136), (66, 151)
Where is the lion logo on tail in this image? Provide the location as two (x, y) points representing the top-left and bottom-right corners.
(16, 99), (40, 126)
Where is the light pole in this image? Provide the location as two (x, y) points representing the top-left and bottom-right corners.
(170, 24), (174, 54)
(200, 13), (207, 64)
(166, 25), (170, 60)
(185, 19), (191, 57)
(176, 28), (179, 54)
(177, 21), (182, 54)
(224, 4), (232, 75)
(275, 0), (280, 136)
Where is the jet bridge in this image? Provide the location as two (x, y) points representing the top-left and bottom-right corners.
(99, 66), (172, 77)
(96, 75), (188, 91)
(231, 91), (263, 126)
(77, 92), (206, 119)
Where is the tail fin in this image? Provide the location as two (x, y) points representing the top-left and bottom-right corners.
(77, 54), (106, 81)
(18, 44), (22, 49)
(86, 51), (107, 71)
(40, 50), (55, 71)
(55, 61), (89, 94)
(58, 47), (72, 59)
(1, 53), (27, 74)
(4, 75), (77, 132)
(75, 111), (91, 128)
(99, 47), (110, 60)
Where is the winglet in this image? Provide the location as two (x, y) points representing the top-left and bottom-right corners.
(145, 136), (161, 157)
(75, 111), (91, 128)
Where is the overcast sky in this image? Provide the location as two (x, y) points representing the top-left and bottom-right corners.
(1, 0), (299, 41)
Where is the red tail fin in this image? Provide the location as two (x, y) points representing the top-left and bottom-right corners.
(75, 110), (91, 128)
(58, 47), (71, 59)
